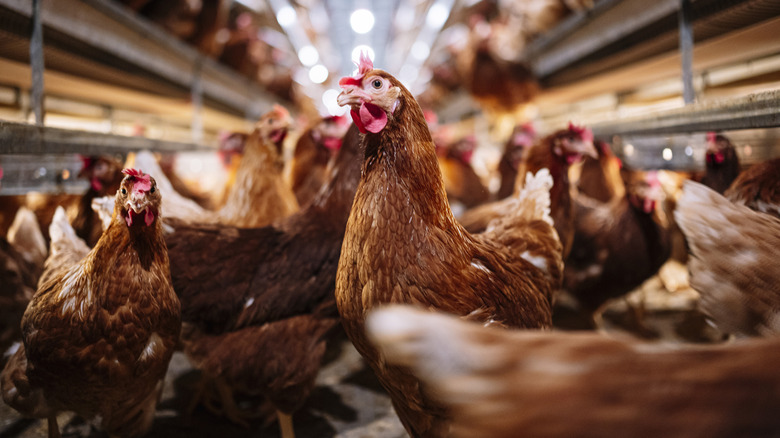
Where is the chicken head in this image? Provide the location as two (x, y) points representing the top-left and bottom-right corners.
(255, 104), (291, 152)
(117, 168), (160, 227)
(337, 53), (402, 134)
(551, 122), (597, 164)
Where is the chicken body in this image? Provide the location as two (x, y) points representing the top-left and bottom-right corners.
(496, 122), (536, 200)
(289, 115), (350, 208)
(335, 56), (562, 437)
(459, 124), (597, 258)
(437, 136), (490, 210)
(368, 305), (780, 438)
(164, 124), (363, 435)
(676, 179), (780, 337)
(71, 156), (125, 247)
(214, 105), (299, 227)
(1, 169), (181, 438)
(563, 170), (670, 320)
(723, 157), (780, 218)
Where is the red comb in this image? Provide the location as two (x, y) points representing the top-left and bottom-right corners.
(339, 51), (374, 89)
(272, 104), (290, 120)
(568, 122), (593, 143)
(122, 168), (152, 192)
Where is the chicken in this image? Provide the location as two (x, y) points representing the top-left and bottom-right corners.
(1, 208), (45, 358)
(71, 155), (125, 246)
(574, 140), (625, 203)
(675, 179), (780, 338)
(213, 104), (298, 227)
(289, 115), (351, 208)
(131, 105), (298, 227)
(562, 169), (671, 327)
(437, 135), (490, 211)
(459, 123), (597, 258)
(496, 122), (536, 200)
(700, 132), (741, 194)
(367, 305), (780, 438)
(1, 169), (181, 438)
(723, 157), (780, 219)
(335, 54), (563, 437)
(164, 124), (363, 438)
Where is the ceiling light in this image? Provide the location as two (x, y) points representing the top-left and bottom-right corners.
(662, 147), (673, 161)
(411, 41), (430, 62)
(624, 144), (635, 157)
(298, 45), (319, 67)
(276, 6), (296, 28)
(350, 9), (375, 34)
(426, 2), (450, 28)
(684, 145), (693, 156)
(309, 65), (329, 84)
(352, 45), (375, 64)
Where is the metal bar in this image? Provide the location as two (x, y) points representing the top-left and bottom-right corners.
(0, 120), (212, 155)
(526, 0), (679, 78)
(0, 0), (284, 120)
(29, 0), (44, 126)
(678, 0), (695, 104)
(591, 89), (780, 137)
(191, 57), (204, 145)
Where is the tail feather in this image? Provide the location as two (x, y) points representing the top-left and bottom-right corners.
(675, 180), (780, 337)
(49, 207), (90, 259)
(486, 168), (553, 232)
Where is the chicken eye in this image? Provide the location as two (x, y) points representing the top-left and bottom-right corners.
(121, 188), (127, 195)
(372, 79), (382, 89)
(150, 185), (155, 194)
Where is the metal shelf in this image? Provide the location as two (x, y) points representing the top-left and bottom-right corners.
(525, 0), (780, 88)
(591, 89), (780, 137)
(0, 119), (211, 155)
(0, 0), (284, 120)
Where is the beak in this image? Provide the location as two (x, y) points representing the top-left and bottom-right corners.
(337, 86), (369, 109)
(126, 191), (149, 214)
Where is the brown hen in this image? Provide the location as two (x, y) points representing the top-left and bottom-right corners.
(164, 124), (363, 438)
(459, 123), (597, 258)
(1, 169), (181, 438)
(335, 54), (562, 438)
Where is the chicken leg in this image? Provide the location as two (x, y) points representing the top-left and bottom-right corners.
(277, 411), (295, 438)
(47, 415), (60, 438)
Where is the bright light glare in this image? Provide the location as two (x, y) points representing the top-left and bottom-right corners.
(624, 144), (635, 157)
(309, 65), (329, 84)
(426, 2), (450, 28)
(323, 89), (348, 116)
(684, 145), (693, 156)
(411, 41), (430, 61)
(352, 45), (375, 64)
(350, 9), (375, 34)
(298, 45), (319, 66)
(276, 6), (296, 27)
(662, 147), (673, 161)
(399, 65), (419, 84)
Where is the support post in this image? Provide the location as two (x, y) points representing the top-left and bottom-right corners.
(30, 0), (46, 125)
(678, 0), (695, 104)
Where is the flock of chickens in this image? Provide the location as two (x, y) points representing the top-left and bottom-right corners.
(1, 56), (779, 438)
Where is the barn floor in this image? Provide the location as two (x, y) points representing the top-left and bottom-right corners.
(0, 261), (725, 438)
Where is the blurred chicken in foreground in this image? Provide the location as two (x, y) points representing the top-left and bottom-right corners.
(367, 305), (780, 438)
(676, 176), (780, 338)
